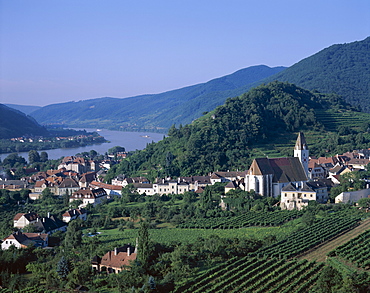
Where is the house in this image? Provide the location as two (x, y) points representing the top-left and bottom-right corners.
(91, 244), (137, 273)
(62, 208), (87, 223)
(1, 231), (48, 250)
(133, 183), (156, 195)
(89, 181), (122, 197)
(33, 214), (67, 234)
(335, 188), (370, 204)
(133, 180), (190, 196)
(57, 177), (80, 196)
(280, 181), (328, 210)
(244, 132), (309, 198)
(112, 176), (149, 187)
(79, 172), (97, 188)
(307, 161), (326, 179)
(13, 212), (40, 228)
(178, 176), (212, 191)
(224, 181), (240, 193)
(210, 171), (245, 185)
(70, 188), (108, 208)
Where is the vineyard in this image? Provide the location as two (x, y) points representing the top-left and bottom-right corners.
(0, 286), (57, 293)
(330, 229), (370, 269)
(177, 210), (303, 229)
(173, 256), (324, 293)
(256, 215), (361, 259)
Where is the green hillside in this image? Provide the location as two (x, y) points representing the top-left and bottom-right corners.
(0, 104), (49, 139)
(29, 65), (285, 131)
(4, 104), (41, 115)
(260, 36), (370, 113)
(105, 82), (370, 181)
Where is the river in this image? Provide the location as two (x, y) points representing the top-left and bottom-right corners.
(0, 129), (165, 161)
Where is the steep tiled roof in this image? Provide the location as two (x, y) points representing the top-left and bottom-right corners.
(62, 208), (86, 218)
(250, 157), (307, 183)
(71, 188), (107, 199)
(89, 181), (122, 190)
(58, 177), (79, 188)
(100, 245), (137, 269)
(13, 212), (39, 222)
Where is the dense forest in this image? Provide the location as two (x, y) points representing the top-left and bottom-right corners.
(0, 104), (49, 139)
(105, 82), (370, 182)
(262, 36), (370, 113)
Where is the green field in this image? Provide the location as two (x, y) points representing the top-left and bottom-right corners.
(90, 224), (298, 251)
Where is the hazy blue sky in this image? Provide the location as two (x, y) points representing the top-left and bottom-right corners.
(0, 0), (369, 106)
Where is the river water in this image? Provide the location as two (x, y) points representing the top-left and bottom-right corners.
(0, 129), (165, 161)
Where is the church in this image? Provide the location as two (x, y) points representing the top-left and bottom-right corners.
(244, 132), (309, 198)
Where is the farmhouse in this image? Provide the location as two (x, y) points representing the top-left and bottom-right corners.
(91, 244), (137, 273)
(1, 231), (48, 250)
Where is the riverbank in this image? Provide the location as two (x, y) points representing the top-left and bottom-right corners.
(0, 129), (164, 161)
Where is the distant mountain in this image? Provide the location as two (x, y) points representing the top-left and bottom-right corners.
(5, 104), (42, 115)
(0, 104), (49, 139)
(259, 36), (370, 112)
(29, 65), (286, 131)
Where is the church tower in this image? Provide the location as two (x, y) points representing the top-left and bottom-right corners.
(294, 132), (309, 177)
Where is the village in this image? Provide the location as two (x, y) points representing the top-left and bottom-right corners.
(1, 131), (370, 277)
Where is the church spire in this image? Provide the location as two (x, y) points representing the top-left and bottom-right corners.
(294, 132), (309, 177)
(295, 132), (308, 151)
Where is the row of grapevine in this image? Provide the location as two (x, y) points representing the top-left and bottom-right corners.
(330, 229), (370, 269)
(172, 256), (323, 293)
(0, 286), (57, 293)
(178, 210), (303, 229)
(255, 215), (360, 259)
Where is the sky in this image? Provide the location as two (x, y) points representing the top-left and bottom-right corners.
(0, 1), (369, 106)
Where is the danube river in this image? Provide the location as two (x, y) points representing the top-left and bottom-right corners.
(0, 129), (164, 161)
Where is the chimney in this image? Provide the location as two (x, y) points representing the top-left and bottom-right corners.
(114, 247), (118, 256)
(47, 212), (50, 218)
(127, 246), (131, 256)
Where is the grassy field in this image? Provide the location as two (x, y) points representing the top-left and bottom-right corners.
(88, 222), (299, 252)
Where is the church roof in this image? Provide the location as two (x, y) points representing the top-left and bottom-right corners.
(249, 157), (307, 183)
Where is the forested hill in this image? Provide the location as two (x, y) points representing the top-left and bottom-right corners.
(29, 65), (285, 131)
(105, 82), (370, 182)
(259, 36), (370, 113)
(0, 104), (49, 139)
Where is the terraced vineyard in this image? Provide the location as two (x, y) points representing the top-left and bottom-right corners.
(331, 229), (370, 269)
(257, 215), (361, 259)
(178, 210), (303, 229)
(315, 109), (370, 132)
(173, 256), (324, 293)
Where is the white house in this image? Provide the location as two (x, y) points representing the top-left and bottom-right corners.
(70, 188), (108, 208)
(2, 231), (48, 250)
(13, 212), (40, 228)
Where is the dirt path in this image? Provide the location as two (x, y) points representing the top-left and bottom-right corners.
(298, 218), (370, 262)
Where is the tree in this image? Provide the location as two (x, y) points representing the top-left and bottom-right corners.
(40, 151), (48, 162)
(64, 220), (82, 249)
(301, 211), (315, 226)
(28, 150), (40, 164)
(108, 146), (126, 154)
(138, 221), (151, 269)
(56, 256), (73, 281)
(312, 265), (343, 292)
(357, 198), (370, 208)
